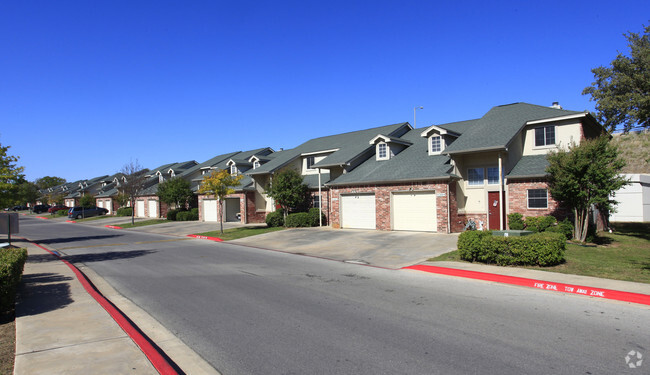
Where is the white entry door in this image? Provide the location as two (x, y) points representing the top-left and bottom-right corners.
(340, 194), (376, 229)
(203, 200), (218, 222)
(148, 200), (158, 218)
(392, 191), (437, 232)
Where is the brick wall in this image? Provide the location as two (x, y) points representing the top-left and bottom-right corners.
(198, 193), (246, 223)
(507, 179), (567, 225)
(330, 181), (450, 232)
(245, 192), (267, 223)
(308, 189), (330, 225)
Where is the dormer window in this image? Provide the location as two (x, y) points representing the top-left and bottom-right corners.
(535, 125), (555, 146)
(430, 136), (442, 154)
(377, 143), (388, 160)
(230, 164), (238, 175)
(306, 156), (315, 170)
(253, 160), (260, 169)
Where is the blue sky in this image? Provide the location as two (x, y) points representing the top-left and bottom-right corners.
(1, 1), (648, 182)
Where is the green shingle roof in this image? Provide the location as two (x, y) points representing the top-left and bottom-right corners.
(506, 155), (549, 179)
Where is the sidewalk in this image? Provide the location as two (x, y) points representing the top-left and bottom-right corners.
(13, 239), (220, 375)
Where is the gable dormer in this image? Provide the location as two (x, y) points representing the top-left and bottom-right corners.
(420, 125), (460, 155)
(369, 134), (412, 161)
(226, 159), (239, 175)
(249, 155), (263, 169)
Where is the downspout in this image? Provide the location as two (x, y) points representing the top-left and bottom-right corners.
(498, 152), (504, 230)
(447, 179), (451, 234)
(318, 168), (322, 227)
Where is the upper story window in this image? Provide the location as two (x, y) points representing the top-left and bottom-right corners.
(487, 167), (499, 185)
(306, 156), (315, 170)
(535, 126), (555, 147)
(377, 143), (388, 160)
(468, 168), (484, 186)
(430, 136), (442, 154)
(253, 160), (260, 169)
(230, 165), (238, 175)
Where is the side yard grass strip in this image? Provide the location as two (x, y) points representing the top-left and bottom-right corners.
(116, 219), (167, 229)
(193, 226), (285, 241)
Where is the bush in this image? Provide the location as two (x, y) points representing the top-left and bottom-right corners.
(1, 248), (28, 314)
(176, 211), (190, 221)
(265, 210), (284, 227)
(507, 213), (525, 230)
(167, 208), (181, 221)
(458, 231), (565, 266)
(308, 207), (326, 226)
(189, 208), (199, 221)
(56, 209), (69, 217)
(525, 215), (557, 233)
(285, 212), (312, 227)
(546, 218), (573, 240)
(116, 207), (133, 217)
(175, 208), (198, 221)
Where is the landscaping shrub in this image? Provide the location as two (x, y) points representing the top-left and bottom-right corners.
(167, 208), (181, 221)
(546, 218), (573, 240)
(176, 211), (190, 221)
(56, 209), (69, 217)
(265, 210), (284, 227)
(0, 248), (28, 314)
(525, 215), (557, 233)
(507, 213), (525, 230)
(458, 231), (565, 266)
(189, 208), (199, 221)
(116, 207), (133, 217)
(285, 212), (312, 227)
(308, 207), (326, 226)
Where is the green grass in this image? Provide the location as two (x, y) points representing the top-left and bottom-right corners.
(116, 219), (167, 228)
(194, 226), (285, 241)
(429, 223), (650, 284)
(70, 215), (114, 222)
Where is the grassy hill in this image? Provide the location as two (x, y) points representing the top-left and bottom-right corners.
(611, 131), (650, 173)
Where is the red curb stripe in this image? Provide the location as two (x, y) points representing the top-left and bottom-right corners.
(187, 234), (223, 242)
(35, 216), (49, 220)
(66, 220), (76, 223)
(105, 225), (123, 229)
(30, 242), (178, 374)
(404, 265), (650, 306)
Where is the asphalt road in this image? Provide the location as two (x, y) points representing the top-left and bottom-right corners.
(19, 217), (650, 375)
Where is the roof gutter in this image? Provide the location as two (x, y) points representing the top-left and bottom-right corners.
(445, 146), (507, 155)
(326, 175), (455, 187)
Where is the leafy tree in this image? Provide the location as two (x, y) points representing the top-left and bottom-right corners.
(79, 193), (95, 208)
(0, 142), (25, 208)
(120, 160), (149, 225)
(546, 136), (628, 242)
(14, 180), (39, 207)
(264, 169), (309, 223)
(35, 176), (66, 190)
(115, 192), (130, 208)
(157, 177), (194, 209)
(583, 24), (650, 133)
(199, 169), (243, 234)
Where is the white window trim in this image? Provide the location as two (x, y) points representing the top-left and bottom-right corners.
(428, 135), (444, 155)
(253, 160), (260, 169)
(230, 164), (238, 175)
(467, 167), (484, 187)
(377, 142), (389, 160)
(487, 166), (500, 185)
(306, 156), (316, 170)
(527, 188), (548, 209)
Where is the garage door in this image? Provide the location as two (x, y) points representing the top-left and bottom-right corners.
(148, 200), (158, 218)
(340, 194), (376, 229)
(136, 200), (146, 218)
(203, 200), (218, 222)
(105, 199), (112, 214)
(97, 201), (103, 209)
(225, 198), (240, 222)
(392, 191), (437, 232)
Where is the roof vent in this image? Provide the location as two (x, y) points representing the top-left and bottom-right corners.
(551, 102), (562, 109)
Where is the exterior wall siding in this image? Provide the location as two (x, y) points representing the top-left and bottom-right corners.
(330, 181), (450, 233)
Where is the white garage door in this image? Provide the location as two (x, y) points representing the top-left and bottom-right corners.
(392, 191), (437, 232)
(136, 200), (146, 218)
(105, 199), (112, 214)
(203, 200), (218, 222)
(148, 200), (158, 218)
(340, 194), (376, 229)
(97, 201), (103, 209)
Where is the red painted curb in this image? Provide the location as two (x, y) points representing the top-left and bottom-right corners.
(35, 216), (49, 220)
(187, 234), (223, 242)
(105, 225), (123, 229)
(404, 265), (650, 306)
(66, 220), (76, 223)
(30, 241), (178, 374)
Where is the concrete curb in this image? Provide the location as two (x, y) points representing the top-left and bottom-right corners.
(404, 264), (650, 306)
(187, 234), (223, 242)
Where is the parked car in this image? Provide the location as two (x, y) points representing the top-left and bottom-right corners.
(67, 206), (109, 219)
(11, 205), (29, 211)
(32, 204), (51, 214)
(48, 205), (69, 214)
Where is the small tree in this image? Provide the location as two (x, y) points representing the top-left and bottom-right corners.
(546, 136), (628, 242)
(199, 169), (243, 234)
(14, 180), (39, 207)
(115, 192), (130, 208)
(264, 169), (309, 223)
(79, 194), (95, 208)
(0, 141), (25, 209)
(157, 177), (194, 210)
(35, 176), (66, 190)
(120, 160), (149, 225)
(583, 24), (650, 133)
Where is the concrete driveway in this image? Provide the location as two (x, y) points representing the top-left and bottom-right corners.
(230, 227), (459, 269)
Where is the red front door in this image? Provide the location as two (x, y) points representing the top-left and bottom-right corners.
(488, 191), (503, 230)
